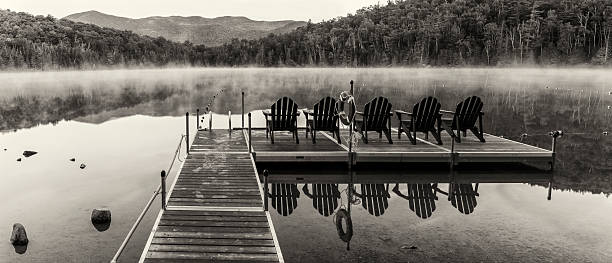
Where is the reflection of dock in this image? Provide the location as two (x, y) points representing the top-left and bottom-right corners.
(139, 131), (284, 262)
(249, 128), (553, 165)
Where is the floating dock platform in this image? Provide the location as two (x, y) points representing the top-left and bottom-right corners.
(140, 127), (553, 262)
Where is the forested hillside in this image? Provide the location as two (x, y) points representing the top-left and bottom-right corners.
(207, 0), (612, 66)
(2, 0), (612, 69)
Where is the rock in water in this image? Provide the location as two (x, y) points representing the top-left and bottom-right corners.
(10, 223), (28, 245)
(80, 163), (86, 169)
(91, 209), (111, 224)
(22, 151), (37, 157)
(69, 158), (75, 162)
(16, 158), (21, 162)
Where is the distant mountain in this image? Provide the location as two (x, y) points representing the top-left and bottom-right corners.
(64, 11), (306, 47)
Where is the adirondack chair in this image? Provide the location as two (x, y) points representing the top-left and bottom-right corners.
(353, 97), (393, 144)
(434, 183), (479, 215)
(302, 184), (341, 216)
(392, 183), (438, 219)
(354, 184), (390, 216)
(268, 183), (300, 216)
(263, 97), (300, 144)
(303, 97), (341, 144)
(440, 96), (485, 143)
(395, 96), (443, 145)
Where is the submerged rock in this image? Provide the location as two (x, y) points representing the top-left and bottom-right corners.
(16, 158), (21, 162)
(400, 245), (417, 250)
(10, 223), (28, 245)
(80, 163), (86, 169)
(22, 151), (37, 157)
(91, 209), (111, 224)
(69, 158), (75, 162)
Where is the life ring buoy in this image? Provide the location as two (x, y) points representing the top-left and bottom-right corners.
(337, 92), (356, 126)
(335, 208), (353, 242)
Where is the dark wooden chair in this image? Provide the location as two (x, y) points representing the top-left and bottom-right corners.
(449, 183), (479, 215)
(353, 97), (393, 144)
(354, 184), (390, 216)
(392, 183), (438, 219)
(268, 183), (300, 216)
(302, 184), (341, 216)
(263, 97), (300, 144)
(395, 96), (443, 145)
(303, 97), (341, 144)
(440, 96), (485, 143)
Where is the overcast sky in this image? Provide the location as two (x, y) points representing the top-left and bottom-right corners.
(1, 0), (384, 21)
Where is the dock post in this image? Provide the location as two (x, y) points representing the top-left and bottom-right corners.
(350, 80), (354, 95)
(228, 111), (232, 132)
(161, 170), (167, 210)
(263, 170), (269, 211)
(547, 181), (553, 200)
(549, 130), (562, 171)
(209, 111), (213, 131)
(186, 112), (190, 155)
(196, 109), (200, 130)
(448, 135), (456, 201)
(248, 112), (252, 155)
(241, 92), (245, 129)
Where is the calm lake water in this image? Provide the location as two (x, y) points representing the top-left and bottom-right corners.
(1, 68), (611, 262)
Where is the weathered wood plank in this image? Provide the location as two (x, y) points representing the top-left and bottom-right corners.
(148, 244), (277, 254)
(151, 237), (275, 247)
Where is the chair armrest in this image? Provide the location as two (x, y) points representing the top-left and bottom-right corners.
(440, 110), (455, 115)
(263, 110), (272, 116)
(355, 111), (364, 116)
(303, 109), (314, 115)
(395, 110), (412, 116)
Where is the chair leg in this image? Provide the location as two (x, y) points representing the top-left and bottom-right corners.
(406, 129), (416, 145)
(383, 127), (393, 144)
(430, 129), (443, 145)
(470, 127), (486, 142)
(270, 130), (274, 144)
(336, 129), (341, 144)
(364, 130), (368, 144)
(295, 130), (299, 144)
(312, 130), (316, 144)
(379, 131), (382, 139)
(398, 125), (402, 139)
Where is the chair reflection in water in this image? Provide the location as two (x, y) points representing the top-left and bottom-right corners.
(353, 184), (391, 216)
(302, 184), (341, 217)
(435, 183), (480, 215)
(392, 183), (438, 219)
(267, 183), (301, 216)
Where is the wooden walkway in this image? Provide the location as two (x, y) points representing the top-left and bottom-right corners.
(140, 130), (284, 263)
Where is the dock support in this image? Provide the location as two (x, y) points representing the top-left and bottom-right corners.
(196, 109), (200, 130)
(248, 113), (252, 155)
(242, 92), (245, 129)
(547, 181), (553, 200)
(161, 170), (167, 210)
(185, 112), (190, 155)
(209, 111), (213, 131)
(350, 80), (354, 95)
(549, 130), (562, 171)
(263, 169), (269, 211)
(448, 135), (456, 201)
(229, 111), (232, 132)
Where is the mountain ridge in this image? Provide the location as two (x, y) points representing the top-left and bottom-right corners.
(64, 10), (306, 46)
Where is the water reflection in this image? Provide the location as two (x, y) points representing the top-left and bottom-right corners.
(392, 183), (438, 219)
(302, 184), (341, 217)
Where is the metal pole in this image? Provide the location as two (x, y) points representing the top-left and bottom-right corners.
(229, 111), (232, 132)
(248, 112), (252, 154)
(242, 92), (245, 129)
(161, 170), (167, 210)
(185, 112), (190, 155)
(263, 169), (269, 211)
(196, 109), (200, 130)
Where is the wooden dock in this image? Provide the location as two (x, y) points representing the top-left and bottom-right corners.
(140, 131), (284, 263)
(140, 126), (552, 262)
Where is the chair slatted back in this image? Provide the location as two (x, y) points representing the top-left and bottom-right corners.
(407, 184), (437, 219)
(362, 97), (392, 131)
(310, 184), (339, 217)
(360, 184), (389, 216)
(271, 97), (298, 130)
(411, 96), (441, 132)
(270, 184), (299, 216)
(313, 97), (338, 130)
(453, 96), (483, 131)
(450, 184), (478, 215)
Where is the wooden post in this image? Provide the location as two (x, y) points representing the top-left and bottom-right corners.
(549, 130), (562, 171)
(196, 109), (200, 130)
(248, 113), (252, 154)
(228, 111), (232, 132)
(547, 181), (553, 200)
(241, 92), (245, 129)
(448, 135), (456, 201)
(185, 112), (190, 155)
(161, 170), (167, 210)
(209, 111), (213, 131)
(263, 169), (269, 211)
(350, 80), (354, 95)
